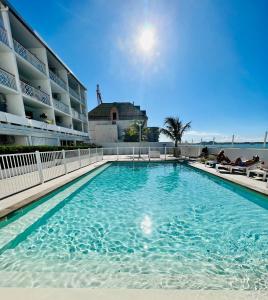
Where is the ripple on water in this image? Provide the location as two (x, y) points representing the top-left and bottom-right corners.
(0, 162), (268, 289)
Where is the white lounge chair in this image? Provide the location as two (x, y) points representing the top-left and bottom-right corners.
(247, 168), (267, 181)
(205, 160), (217, 167)
(231, 161), (261, 175)
(216, 163), (232, 173)
(216, 161), (261, 175)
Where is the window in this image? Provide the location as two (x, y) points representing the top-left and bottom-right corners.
(112, 112), (117, 120)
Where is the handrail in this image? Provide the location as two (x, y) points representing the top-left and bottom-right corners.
(0, 67), (16, 90)
(13, 39), (46, 74)
(0, 26), (9, 47)
(53, 98), (70, 114)
(69, 86), (80, 100)
(71, 108), (80, 119)
(20, 81), (50, 106)
(49, 70), (67, 90)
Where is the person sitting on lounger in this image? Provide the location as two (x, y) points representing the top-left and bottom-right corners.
(200, 147), (209, 158)
(232, 155), (259, 167)
(217, 150), (231, 164)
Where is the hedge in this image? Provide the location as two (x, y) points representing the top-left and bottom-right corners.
(0, 144), (101, 155)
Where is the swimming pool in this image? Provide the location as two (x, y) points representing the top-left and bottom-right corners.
(0, 162), (268, 289)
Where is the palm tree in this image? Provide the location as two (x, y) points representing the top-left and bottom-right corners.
(160, 117), (191, 147)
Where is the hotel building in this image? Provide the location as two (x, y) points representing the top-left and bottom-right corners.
(0, 0), (89, 146)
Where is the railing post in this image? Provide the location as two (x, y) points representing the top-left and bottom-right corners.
(101, 148), (104, 160)
(117, 146), (119, 161)
(35, 151), (44, 184)
(148, 146), (150, 161)
(78, 148), (81, 168)
(165, 147), (167, 160)
(88, 148), (91, 164)
(95, 148), (98, 162)
(133, 147), (134, 161)
(62, 149), (67, 174)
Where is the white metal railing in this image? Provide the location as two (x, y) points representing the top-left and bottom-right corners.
(80, 113), (87, 122)
(13, 39), (46, 74)
(0, 148), (103, 199)
(49, 69), (67, 90)
(0, 25), (9, 47)
(21, 81), (51, 106)
(53, 98), (70, 114)
(69, 86), (80, 100)
(71, 108), (80, 119)
(80, 92), (86, 104)
(0, 67), (16, 90)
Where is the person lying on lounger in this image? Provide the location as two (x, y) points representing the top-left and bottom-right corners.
(232, 155), (259, 167)
(217, 150), (231, 164)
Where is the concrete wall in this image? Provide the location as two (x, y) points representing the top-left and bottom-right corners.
(207, 146), (268, 163)
(89, 120), (137, 144)
(178, 145), (268, 163)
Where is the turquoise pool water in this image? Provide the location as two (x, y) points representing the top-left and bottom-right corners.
(0, 162), (268, 289)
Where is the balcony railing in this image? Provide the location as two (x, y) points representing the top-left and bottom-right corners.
(71, 108), (80, 119)
(21, 81), (50, 106)
(0, 68), (16, 90)
(80, 113), (87, 122)
(13, 39), (46, 74)
(69, 87), (80, 101)
(0, 26), (9, 47)
(53, 98), (70, 114)
(49, 70), (67, 90)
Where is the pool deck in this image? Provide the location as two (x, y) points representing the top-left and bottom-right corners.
(0, 288), (267, 300)
(189, 161), (268, 196)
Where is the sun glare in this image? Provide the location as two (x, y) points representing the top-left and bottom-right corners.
(138, 27), (156, 53)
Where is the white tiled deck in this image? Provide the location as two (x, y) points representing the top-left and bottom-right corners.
(189, 161), (268, 196)
(0, 288), (267, 300)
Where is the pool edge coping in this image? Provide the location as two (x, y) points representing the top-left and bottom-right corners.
(0, 288), (267, 300)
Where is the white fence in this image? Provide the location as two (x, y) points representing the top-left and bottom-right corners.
(0, 146), (177, 200)
(0, 148), (103, 200)
(1, 145), (268, 200)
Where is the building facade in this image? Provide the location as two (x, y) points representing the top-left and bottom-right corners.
(88, 102), (148, 143)
(0, 0), (89, 146)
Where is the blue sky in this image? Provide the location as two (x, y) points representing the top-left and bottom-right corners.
(9, 0), (268, 142)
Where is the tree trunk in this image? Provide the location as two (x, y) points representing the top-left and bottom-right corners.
(174, 139), (180, 157)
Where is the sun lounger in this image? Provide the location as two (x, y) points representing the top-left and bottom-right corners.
(205, 160), (217, 167)
(216, 161), (261, 175)
(247, 168), (267, 181)
(216, 163), (232, 173)
(230, 161), (261, 175)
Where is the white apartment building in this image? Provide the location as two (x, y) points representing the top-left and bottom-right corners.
(0, 0), (89, 146)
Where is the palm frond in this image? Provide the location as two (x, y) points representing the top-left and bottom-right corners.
(160, 128), (174, 141)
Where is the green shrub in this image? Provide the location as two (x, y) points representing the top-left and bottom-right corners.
(0, 144), (101, 155)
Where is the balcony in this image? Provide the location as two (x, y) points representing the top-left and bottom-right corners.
(0, 67), (16, 90)
(13, 39), (46, 74)
(21, 81), (50, 106)
(80, 113), (87, 122)
(69, 86), (80, 101)
(0, 26), (9, 47)
(71, 108), (80, 120)
(53, 98), (70, 114)
(49, 70), (67, 90)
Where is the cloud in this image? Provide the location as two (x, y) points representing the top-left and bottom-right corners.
(160, 130), (264, 143)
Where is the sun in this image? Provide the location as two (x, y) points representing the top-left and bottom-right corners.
(138, 27), (156, 53)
